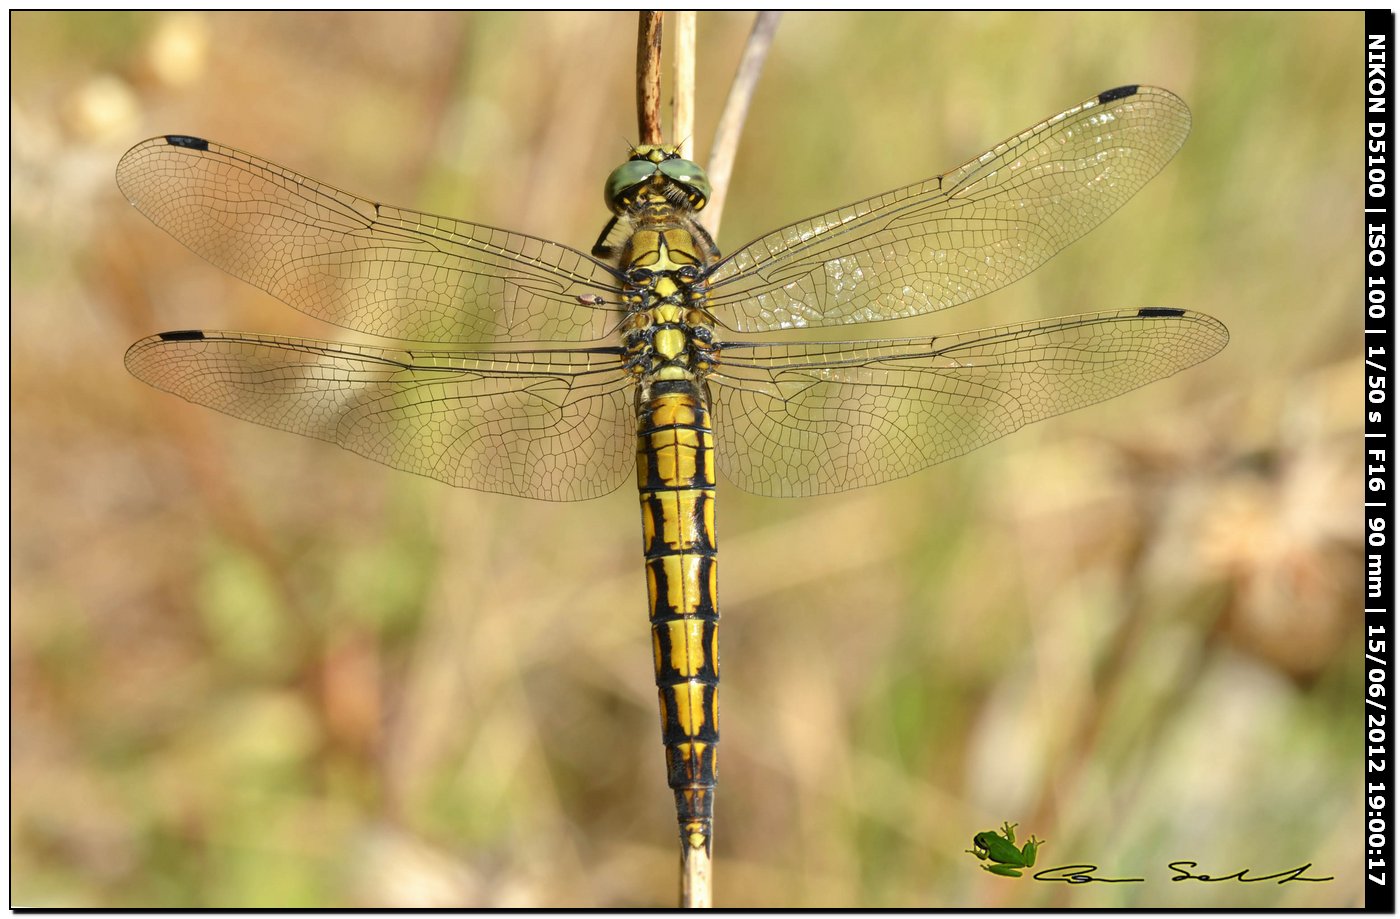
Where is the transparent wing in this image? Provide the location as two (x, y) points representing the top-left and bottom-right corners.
(116, 136), (623, 344)
(125, 331), (635, 501)
(705, 86), (1191, 332)
(707, 308), (1228, 496)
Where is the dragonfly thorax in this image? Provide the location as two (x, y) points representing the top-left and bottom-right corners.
(620, 223), (716, 384)
(623, 301), (715, 384)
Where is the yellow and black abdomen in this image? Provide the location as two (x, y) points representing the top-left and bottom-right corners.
(636, 379), (719, 854)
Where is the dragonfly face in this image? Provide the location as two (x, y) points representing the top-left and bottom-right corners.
(119, 85), (1227, 873)
(604, 144), (712, 215)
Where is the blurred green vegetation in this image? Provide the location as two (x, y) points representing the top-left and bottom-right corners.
(12, 10), (1362, 908)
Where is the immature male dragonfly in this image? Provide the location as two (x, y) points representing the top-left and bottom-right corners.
(120, 85), (1227, 862)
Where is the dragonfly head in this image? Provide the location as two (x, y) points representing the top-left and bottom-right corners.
(605, 145), (711, 216)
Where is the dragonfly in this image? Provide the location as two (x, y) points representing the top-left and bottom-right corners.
(119, 84), (1227, 869)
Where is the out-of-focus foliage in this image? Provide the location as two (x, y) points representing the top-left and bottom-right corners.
(12, 10), (1362, 908)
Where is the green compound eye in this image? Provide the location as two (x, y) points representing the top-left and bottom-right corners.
(659, 158), (711, 209)
(604, 160), (658, 213)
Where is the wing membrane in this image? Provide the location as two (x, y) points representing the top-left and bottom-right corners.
(708, 308), (1227, 496)
(705, 86), (1191, 332)
(116, 136), (622, 344)
(125, 331), (635, 500)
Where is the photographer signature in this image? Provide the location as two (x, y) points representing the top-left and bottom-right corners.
(1031, 862), (1334, 885)
(965, 824), (1332, 884)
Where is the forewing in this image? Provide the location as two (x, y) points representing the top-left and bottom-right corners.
(116, 136), (622, 344)
(708, 308), (1227, 496)
(125, 332), (635, 500)
(705, 86), (1190, 332)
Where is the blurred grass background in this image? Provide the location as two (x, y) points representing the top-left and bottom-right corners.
(12, 10), (1362, 908)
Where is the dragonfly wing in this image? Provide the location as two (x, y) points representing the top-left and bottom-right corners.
(126, 332), (635, 501)
(707, 308), (1227, 496)
(705, 86), (1190, 332)
(116, 136), (622, 344)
